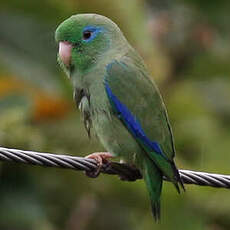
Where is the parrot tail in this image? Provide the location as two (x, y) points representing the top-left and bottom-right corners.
(143, 157), (163, 222)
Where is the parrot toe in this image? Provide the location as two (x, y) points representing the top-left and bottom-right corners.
(85, 152), (113, 178)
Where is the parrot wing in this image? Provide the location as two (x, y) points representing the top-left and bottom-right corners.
(104, 59), (184, 190)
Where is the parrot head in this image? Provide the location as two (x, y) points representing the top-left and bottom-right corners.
(55, 14), (126, 77)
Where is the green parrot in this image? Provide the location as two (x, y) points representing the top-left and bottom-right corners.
(55, 14), (184, 221)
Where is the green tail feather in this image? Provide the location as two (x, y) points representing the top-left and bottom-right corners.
(143, 157), (163, 222)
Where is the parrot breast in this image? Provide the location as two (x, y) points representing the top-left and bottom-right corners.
(74, 88), (92, 137)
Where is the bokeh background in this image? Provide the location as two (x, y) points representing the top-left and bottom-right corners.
(1, 0), (230, 229)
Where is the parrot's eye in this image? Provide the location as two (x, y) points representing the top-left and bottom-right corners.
(83, 31), (92, 40)
(82, 26), (103, 42)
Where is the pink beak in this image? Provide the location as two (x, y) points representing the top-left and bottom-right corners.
(59, 41), (72, 67)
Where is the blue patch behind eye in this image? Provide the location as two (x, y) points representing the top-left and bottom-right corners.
(82, 26), (104, 42)
(104, 79), (165, 157)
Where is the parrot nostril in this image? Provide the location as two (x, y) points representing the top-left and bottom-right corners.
(59, 41), (72, 67)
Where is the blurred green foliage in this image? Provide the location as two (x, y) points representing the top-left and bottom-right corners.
(0, 0), (230, 229)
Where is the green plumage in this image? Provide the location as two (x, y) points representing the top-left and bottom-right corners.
(55, 14), (184, 221)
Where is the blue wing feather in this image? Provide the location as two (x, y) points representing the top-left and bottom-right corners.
(105, 80), (165, 157)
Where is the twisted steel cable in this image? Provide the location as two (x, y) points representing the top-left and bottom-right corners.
(0, 146), (230, 188)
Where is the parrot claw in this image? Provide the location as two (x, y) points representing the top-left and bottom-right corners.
(85, 152), (113, 178)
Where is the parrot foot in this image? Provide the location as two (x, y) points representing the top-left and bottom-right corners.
(85, 152), (114, 178)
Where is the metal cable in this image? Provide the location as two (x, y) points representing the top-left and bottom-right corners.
(0, 146), (229, 188)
